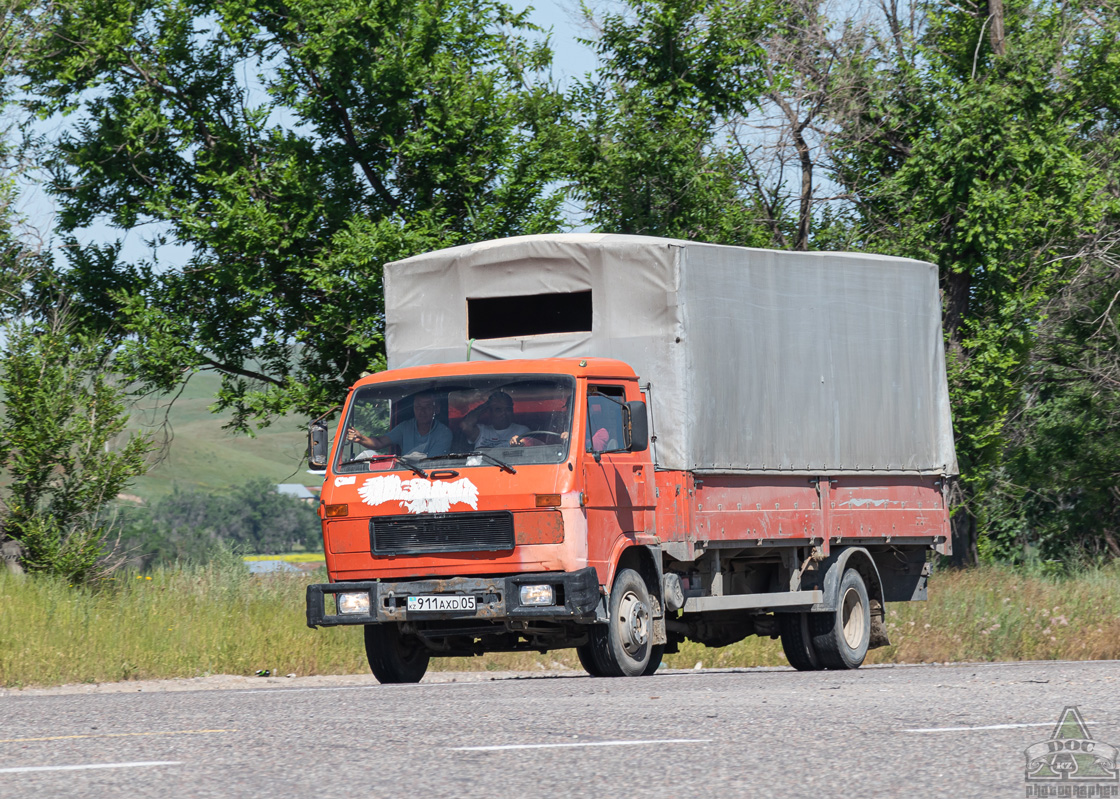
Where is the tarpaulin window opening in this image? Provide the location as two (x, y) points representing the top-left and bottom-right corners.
(467, 291), (592, 340)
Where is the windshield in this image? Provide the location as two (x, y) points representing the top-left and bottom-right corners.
(335, 374), (575, 473)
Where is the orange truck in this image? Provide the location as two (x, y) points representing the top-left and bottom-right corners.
(305, 234), (957, 682)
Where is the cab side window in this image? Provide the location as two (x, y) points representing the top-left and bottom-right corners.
(587, 386), (626, 452)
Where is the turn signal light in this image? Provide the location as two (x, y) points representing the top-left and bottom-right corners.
(324, 503), (349, 518)
(535, 494), (561, 507)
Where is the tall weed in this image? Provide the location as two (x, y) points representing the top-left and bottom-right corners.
(2, 562), (1118, 687)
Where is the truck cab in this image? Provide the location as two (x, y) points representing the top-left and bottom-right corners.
(306, 357), (659, 681)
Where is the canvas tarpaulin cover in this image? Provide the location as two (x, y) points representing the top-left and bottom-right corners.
(385, 234), (958, 475)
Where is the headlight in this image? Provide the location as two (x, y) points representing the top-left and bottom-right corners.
(519, 584), (554, 606)
(337, 592), (371, 615)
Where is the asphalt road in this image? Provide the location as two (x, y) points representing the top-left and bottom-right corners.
(2, 660), (1119, 798)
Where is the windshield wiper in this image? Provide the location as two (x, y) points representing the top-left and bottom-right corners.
(337, 453), (428, 478)
(467, 450), (517, 474)
(424, 451), (517, 474)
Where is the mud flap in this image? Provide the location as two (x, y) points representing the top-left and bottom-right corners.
(868, 598), (891, 649)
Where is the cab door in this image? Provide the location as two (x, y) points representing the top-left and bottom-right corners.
(582, 383), (655, 569)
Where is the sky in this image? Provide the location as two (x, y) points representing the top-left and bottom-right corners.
(522, 0), (601, 84)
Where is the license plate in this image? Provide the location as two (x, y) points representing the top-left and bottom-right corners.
(407, 594), (476, 612)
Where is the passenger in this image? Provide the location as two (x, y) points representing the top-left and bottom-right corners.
(586, 397), (616, 451)
(459, 391), (530, 448)
(346, 392), (452, 458)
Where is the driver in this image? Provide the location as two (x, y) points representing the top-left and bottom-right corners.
(346, 392), (452, 458)
(459, 391), (529, 448)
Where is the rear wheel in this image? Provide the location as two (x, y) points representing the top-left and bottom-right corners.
(642, 644), (666, 676)
(779, 612), (822, 671)
(364, 623), (430, 684)
(809, 568), (871, 670)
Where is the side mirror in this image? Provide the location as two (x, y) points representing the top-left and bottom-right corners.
(308, 420), (329, 470)
(625, 401), (648, 452)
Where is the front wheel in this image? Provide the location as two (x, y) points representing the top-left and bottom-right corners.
(364, 623), (431, 684)
(576, 640), (609, 677)
(582, 568), (655, 677)
(642, 644), (666, 675)
(809, 568), (871, 670)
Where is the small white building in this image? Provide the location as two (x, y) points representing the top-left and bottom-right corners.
(276, 484), (317, 503)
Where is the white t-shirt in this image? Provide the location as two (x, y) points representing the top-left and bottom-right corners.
(474, 423), (530, 448)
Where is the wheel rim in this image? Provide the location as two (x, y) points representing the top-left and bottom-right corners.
(840, 586), (867, 649)
(615, 590), (649, 657)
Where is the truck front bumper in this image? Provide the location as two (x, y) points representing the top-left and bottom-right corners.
(306, 567), (602, 628)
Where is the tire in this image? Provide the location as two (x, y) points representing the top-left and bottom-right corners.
(809, 568), (871, 670)
(576, 640), (609, 677)
(581, 641), (662, 678)
(364, 623), (431, 684)
(779, 612), (822, 671)
(584, 568), (655, 677)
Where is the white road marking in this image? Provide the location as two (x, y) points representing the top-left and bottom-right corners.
(453, 738), (711, 751)
(0, 729), (234, 744)
(904, 722), (1059, 733)
(0, 761), (181, 774)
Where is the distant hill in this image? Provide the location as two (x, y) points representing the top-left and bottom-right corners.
(122, 371), (324, 503)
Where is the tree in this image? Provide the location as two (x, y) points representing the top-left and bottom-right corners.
(118, 479), (322, 570)
(19, 0), (565, 429)
(983, 254), (1120, 565)
(724, 0), (869, 251)
(0, 1), (157, 582)
(0, 313), (154, 581)
(566, 0), (778, 245)
(823, 0), (1120, 561)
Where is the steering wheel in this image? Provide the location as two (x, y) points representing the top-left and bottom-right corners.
(516, 430), (565, 444)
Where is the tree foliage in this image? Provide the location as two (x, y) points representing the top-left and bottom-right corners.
(118, 479), (321, 570)
(841, 0), (1114, 436)
(819, 0), (1120, 561)
(20, 0), (565, 429)
(0, 315), (154, 581)
(565, 0), (778, 244)
(7, 0), (1120, 565)
(984, 256), (1120, 564)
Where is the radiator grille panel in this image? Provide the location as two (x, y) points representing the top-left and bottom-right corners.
(370, 512), (515, 556)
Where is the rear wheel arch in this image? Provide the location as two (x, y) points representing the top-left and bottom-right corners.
(822, 548), (883, 608)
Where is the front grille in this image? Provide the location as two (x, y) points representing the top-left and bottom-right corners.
(370, 512), (515, 556)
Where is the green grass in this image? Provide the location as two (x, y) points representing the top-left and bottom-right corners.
(0, 371), (312, 504)
(123, 371), (313, 502)
(0, 560), (367, 687)
(3, 563), (1119, 688)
